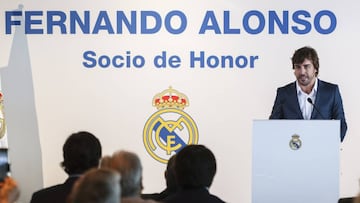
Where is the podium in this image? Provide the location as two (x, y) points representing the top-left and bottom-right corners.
(252, 120), (340, 203)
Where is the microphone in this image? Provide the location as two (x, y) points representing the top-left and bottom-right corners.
(307, 98), (325, 119)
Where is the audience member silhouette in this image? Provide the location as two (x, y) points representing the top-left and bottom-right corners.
(100, 155), (112, 168)
(104, 150), (158, 203)
(30, 131), (102, 203)
(0, 177), (20, 203)
(163, 144), (226, 203)
(141, 155), (177, 201)
(67, 168), (121, 203)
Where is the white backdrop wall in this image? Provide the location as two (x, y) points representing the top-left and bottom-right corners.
(1, 1), (360, 202)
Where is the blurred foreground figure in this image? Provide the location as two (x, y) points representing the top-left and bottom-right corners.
(0, 177), (20, 203)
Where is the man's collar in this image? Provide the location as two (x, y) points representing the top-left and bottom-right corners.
(296, 78), (318, 95)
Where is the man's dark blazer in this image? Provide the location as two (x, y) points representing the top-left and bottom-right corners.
(30, 176), (79, 203)
(163, 187), (226, 203)
(270, 79), (347, 142)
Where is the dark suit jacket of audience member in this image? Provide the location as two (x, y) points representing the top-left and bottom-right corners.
(163, 187), (225, 203)
(141, 187), (175, 202)
(30, 176), (79, 203)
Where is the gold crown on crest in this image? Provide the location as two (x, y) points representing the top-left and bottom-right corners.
(153, 86), (189, 110)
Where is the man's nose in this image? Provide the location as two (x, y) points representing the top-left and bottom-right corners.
(299, 66), (306, 74)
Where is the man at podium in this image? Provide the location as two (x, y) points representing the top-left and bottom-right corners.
(269, 46), (347, 142)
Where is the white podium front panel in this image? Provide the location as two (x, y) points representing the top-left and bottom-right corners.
(252, 120), (340, 203)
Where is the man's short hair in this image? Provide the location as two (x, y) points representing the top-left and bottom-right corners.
(61, 131), (102, 175)
(291, 46), (320, 76)
(174, 144), (217, 189)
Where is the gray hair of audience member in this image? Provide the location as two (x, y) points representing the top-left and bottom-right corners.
(100, 155), (112, 168)
(68, 168), (121, 203)
(109, 150), (143, 197)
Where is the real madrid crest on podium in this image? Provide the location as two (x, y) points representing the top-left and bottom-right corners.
(289, 134), (302, 150)
(143, 87), (199, 163)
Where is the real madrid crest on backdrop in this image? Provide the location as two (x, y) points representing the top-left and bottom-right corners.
(143, 87), (199, 163)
